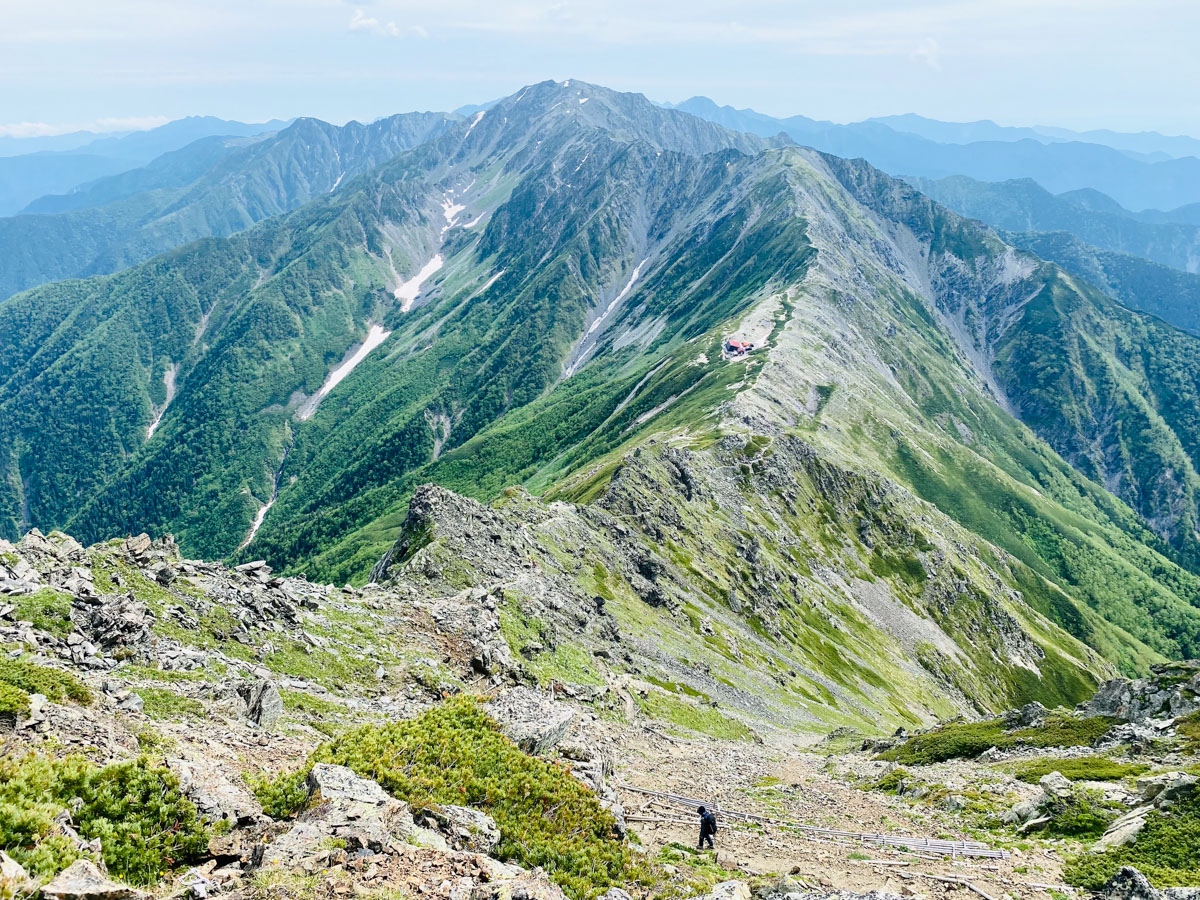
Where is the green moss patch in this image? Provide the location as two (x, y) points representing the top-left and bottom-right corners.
(12, 589), (74, 638)
(636, 691), (755, 742)
(135, 686), (206, 719)
(0, 656), (92, 721)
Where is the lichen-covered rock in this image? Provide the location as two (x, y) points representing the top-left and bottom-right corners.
(168, 755), (263, 825)
(422, 805), (501, 855)
(697, 882), (752, 900)
(308, 763), (393, 803)
(0, 851), (32, 894)
(1101, 866), (1200, 900)
(40, 860), (147, 900)
(472, 868), (567, 900)
(484, 688), (576, 754)
(1136, 771), (1197, 805)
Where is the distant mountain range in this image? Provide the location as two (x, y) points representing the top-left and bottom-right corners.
(907, 175), (1200, 274)
(867, 113), (1200, 160)
(0, 113), (458, 300)
(662, 97), (1200, 211)
(0, 116), (287, 215)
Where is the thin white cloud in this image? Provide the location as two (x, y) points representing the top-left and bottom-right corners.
(911, 36), (941, 71)
(348, 7), (428, 38)
(0, 115), (170, 138)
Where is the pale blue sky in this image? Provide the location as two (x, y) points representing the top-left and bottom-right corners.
(3, 0), (1198, 138)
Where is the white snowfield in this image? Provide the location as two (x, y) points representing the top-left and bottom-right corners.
(587, 258), (647, 339)
(239, 497), (274, 550)
(146, 363), (178, 439)
(394, 256), (444, 312)
(296, 323), (392, 421)
(563, 258), (648, 377)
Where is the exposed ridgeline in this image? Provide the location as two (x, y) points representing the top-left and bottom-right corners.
(0, 112), (461, 301)
(4, 81), (1200, 699)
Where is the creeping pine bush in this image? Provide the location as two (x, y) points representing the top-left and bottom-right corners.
(0, 656), (92, 722)
(0, 752), (210, 884)
(864, 768), (912, 794)
(1040, 792), (1116, 839)
(1011, 756), (1148, 783)
(252, 696), (653, 900)
(877, 714), (1115, 765)
(1065, 791), (1200, 889)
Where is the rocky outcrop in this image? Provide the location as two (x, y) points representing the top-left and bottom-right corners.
(168, 755), (263, 825)
(1095, 772), (1197, 850)
(1080, 662), (1200, 724)
(1000, 770), (1079, 830)
(238, 678), (284, 730)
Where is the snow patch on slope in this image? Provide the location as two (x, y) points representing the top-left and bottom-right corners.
(297, 323), (392, 421)
(146, 363), (179, 439)
(563, 258), (648, 378)
(394, 256), (444, 311)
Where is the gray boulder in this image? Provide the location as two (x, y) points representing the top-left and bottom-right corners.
(0, 851), (31, 892)
(1136, 772), (1197, 805)
(1095, 806), (1154, 850)
(484, 688), (576, 754)
(40, 860), (147, 900)
(238, 678), (283, 730)
(261, 766), (412, 867)
(307, 763), (390, 804)
(1102, 866), (1200, 900)
(168, 755), (263, 825)
(1003, 701), (1047, 728)
(697, 883), (752, 900)
(1040, 771), (1075, 800)
(472, 868), (568, 900)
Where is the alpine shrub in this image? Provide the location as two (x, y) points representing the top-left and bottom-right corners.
(260, 696), (653, 900)
(1065, 791), (1200, 889)
(0, 752), (210, 884)
(878, 714), (1115, 765)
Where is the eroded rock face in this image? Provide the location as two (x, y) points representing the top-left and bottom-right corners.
(40, 860), (147, 900)
(238, 678), (284, 730)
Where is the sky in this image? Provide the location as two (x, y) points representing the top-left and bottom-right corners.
(2, 0), (1199, 138)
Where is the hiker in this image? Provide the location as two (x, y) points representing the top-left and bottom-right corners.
(697, 805), (717, 849)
